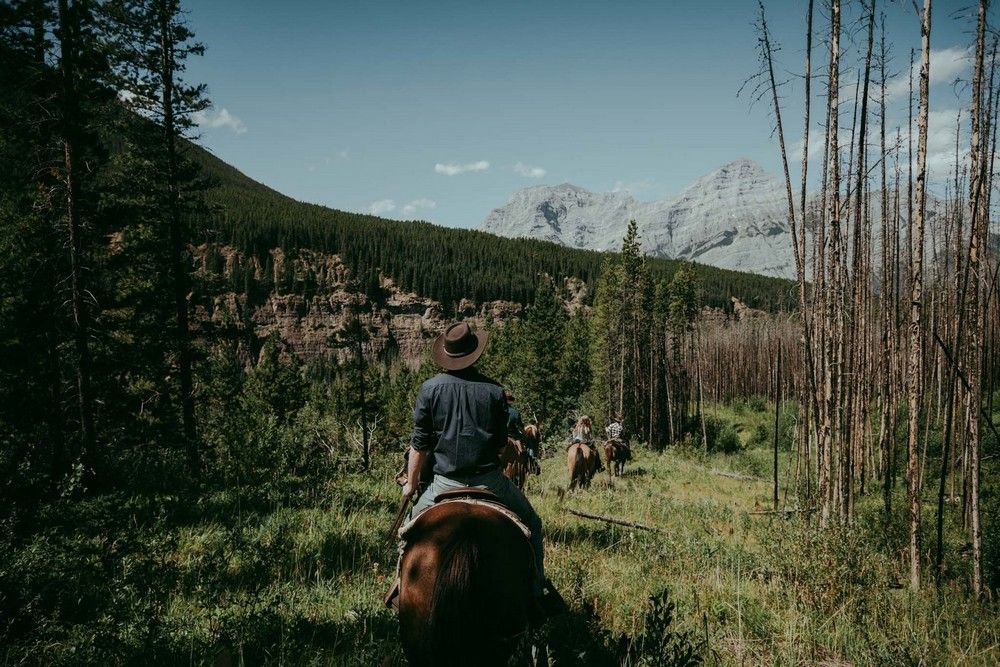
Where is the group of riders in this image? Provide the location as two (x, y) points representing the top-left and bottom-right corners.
(386, 320), (632, 643)
(506, 389), (629, 477)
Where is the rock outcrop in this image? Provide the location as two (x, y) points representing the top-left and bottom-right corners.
(730, 297), (766, 321)
(191, 245), (522, 367)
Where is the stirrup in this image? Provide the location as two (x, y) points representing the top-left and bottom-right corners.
(383, 577), (400, 610)
(534, 580), (568, 622)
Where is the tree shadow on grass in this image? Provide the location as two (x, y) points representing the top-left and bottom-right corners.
(546, 522), (628, 549)
(204, 605), (404, 666)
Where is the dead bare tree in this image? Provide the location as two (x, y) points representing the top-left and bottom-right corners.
(906, 0), (932, 592)
(56, 0), (96, 469)
(964, 0), (988, 599)
(820, 0), (843, 528)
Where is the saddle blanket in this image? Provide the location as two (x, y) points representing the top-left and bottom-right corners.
(398, 497), (532, 542)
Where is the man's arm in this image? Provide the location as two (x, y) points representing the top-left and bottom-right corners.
(402, 446), (430, 497)
(406, 384), (434, 496)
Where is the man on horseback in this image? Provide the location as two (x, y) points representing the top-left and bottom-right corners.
(399, 321), (564, 617)
(605, 413), (631, 461)
(505, 390), (538, 465)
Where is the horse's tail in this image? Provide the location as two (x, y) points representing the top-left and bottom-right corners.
(428, 524), (481, 655)
(570, 446), (584, 489)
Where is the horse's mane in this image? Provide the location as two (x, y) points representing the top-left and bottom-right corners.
(427, 523), (481, 656)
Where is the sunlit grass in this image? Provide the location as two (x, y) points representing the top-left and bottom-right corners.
(5, 410), (997, 665)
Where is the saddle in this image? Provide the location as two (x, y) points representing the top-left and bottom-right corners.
(566, 438), (592, 448)
(398, 487), (532, 542)
(384, 487), (533, 610)
(435, 486), (500, 503)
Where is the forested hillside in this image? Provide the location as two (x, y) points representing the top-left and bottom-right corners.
(188, 143), (797, 314)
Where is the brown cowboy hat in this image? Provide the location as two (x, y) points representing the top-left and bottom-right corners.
(431, 321), (488, 371)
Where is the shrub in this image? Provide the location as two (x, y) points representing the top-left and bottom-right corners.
(625, 589), (705, 666)
(748, 422), (770, 449)
(700, 415), (743, 454)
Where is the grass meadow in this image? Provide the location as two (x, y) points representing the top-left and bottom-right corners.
(3, 400), (999, 665)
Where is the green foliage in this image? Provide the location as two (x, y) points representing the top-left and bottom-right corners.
(667, 263), (700, 335)
(585, 257), (624, 425)
(480, 284), (596, 435)
(519, 277), (569, 428)
(626, 590), (706, 666)
(558, 309), (593, 415)
(702, 415), (743, 454)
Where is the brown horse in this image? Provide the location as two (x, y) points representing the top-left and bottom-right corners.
(500, 438), (530, 489)
(523, 423), (541, 475)
(567, 441), (598, 490)
(398, 501), (535, 666)
(603, 439), (630, 477)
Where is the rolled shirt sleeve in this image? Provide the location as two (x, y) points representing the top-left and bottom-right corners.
(411, 385), (436, 452)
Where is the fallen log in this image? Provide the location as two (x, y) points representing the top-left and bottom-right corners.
(748, 507), (817, 516)
(710, 469), (765, 482)
(566, 508), (662, 532)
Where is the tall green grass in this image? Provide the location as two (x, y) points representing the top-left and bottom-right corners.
(3, 411), (998, 665)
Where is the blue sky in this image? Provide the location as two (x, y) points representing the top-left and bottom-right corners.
(184, 0), (980, 229)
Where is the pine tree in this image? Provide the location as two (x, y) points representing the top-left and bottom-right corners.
(55, 0), (100, 470)
(587, 258), (625, 427)
(667, 263), (699, 439)
(106, 0), (209, 474)
(558, 308), (592, 419)
(520, 277), (568, 429)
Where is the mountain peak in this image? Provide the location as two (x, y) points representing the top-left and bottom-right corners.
(481, 158), (795, 277)
(707, 158), (771, 181)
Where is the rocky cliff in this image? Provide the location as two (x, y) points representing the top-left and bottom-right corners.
(191, 245), (523, 366)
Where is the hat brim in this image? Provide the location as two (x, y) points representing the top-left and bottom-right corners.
(431, 328), (489, 371)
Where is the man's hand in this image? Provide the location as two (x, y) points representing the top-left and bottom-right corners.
(403, 446), (430, 498)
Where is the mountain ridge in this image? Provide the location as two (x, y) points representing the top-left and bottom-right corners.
(482, 158), (797, 278)
(188, 143), (798, 313)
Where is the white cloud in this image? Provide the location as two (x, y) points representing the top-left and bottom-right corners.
(435, 160), (490, 175)
(401, 198), (437, 216)
(368, 199), (396, 215)
(514, 162), (546, 178)
(883, 46), (970, 101)
(611, 178), (654, 194)
(789, 128), (827, 163)
(338, 149), (350, 160)
(192, 107), (248, 135)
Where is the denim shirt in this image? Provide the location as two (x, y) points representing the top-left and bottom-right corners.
(411, 368), (508, 479)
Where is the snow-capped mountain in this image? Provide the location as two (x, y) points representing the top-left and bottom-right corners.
(482, 159), (797, 277)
